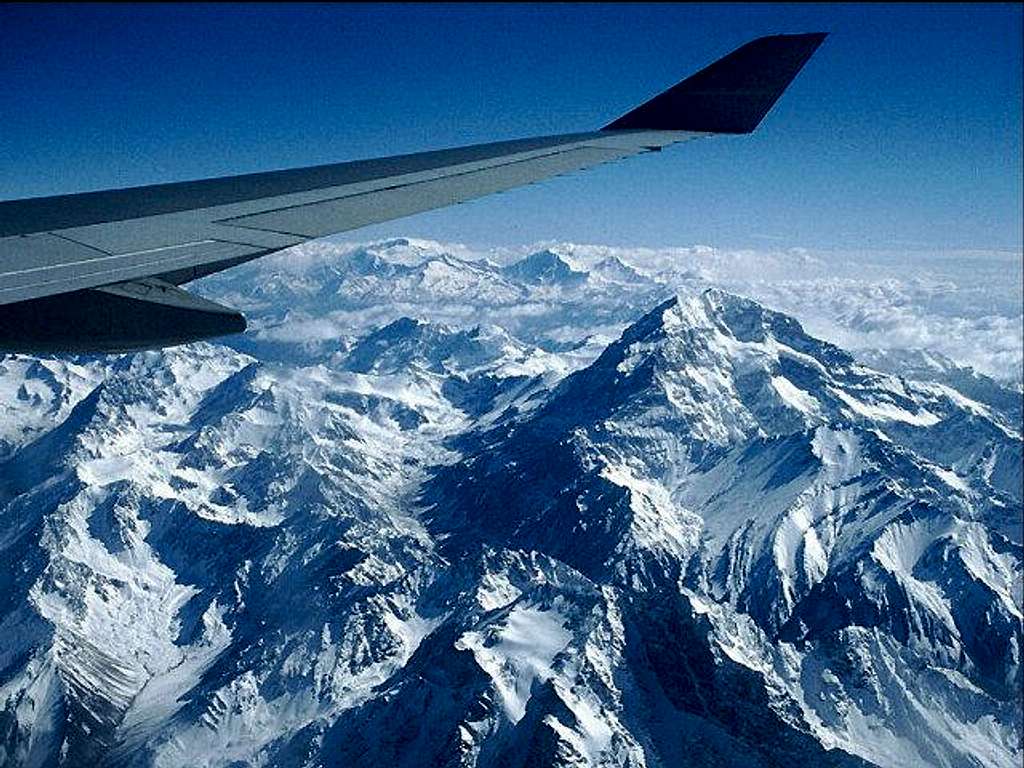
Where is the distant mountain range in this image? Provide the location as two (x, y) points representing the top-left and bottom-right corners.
(0, 239), (1020, 767)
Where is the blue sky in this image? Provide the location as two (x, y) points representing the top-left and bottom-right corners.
(1, 3), (1021, 250)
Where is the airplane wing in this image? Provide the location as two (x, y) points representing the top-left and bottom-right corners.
(0, 33), (826, 353)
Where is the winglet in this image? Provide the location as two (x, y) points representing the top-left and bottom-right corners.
(603, 33), (827, 134)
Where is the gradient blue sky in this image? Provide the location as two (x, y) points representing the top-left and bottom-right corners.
(1, 3), (1021, 250)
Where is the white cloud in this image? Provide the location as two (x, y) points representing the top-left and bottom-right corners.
(544, 242), (1023, 382)
(198, 237), (1023, 384)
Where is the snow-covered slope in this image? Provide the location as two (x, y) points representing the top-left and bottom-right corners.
(0, 240), (1020, 768)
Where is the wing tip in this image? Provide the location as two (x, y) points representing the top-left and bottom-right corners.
(602, 32), (828, 134)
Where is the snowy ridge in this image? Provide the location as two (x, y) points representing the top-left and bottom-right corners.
(0, 239), (1020, 768)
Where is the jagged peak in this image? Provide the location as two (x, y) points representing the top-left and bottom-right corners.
(614, 289), (849, 365)
(406, 250), (482, 271)
(370, 316), (430, 339)
(590, 254), (648, 284)
(502, 249), (587, 284)
(338, 247), (396, 275)
(340, 315), (535, 379)
(368, 236), (459, 254)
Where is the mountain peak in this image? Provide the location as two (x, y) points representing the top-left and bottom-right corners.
(615, 289), (789, 343)
(590, 254), (649, 285)
(534, 288), (965, 455)
(625, 289), (851, 368)
(502, 249), (587, 285)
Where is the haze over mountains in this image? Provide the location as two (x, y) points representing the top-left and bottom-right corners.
(0, 239), (1020, 767)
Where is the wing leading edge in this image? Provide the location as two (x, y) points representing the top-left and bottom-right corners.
(0, 33), (826, 353)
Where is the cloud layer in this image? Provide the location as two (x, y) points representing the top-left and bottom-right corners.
(199, 237), (1023, 384)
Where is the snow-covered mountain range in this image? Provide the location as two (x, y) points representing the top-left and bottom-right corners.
(1, 239), (1020, 767)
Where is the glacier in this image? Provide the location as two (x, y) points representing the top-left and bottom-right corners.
(0, 238), (1020, 767)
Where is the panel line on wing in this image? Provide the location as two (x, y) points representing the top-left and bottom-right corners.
(0, 239), (217, 279)
(215, 144), (640, 235)
(0, 239), (262, 305)
(48, 231), (115, 258)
